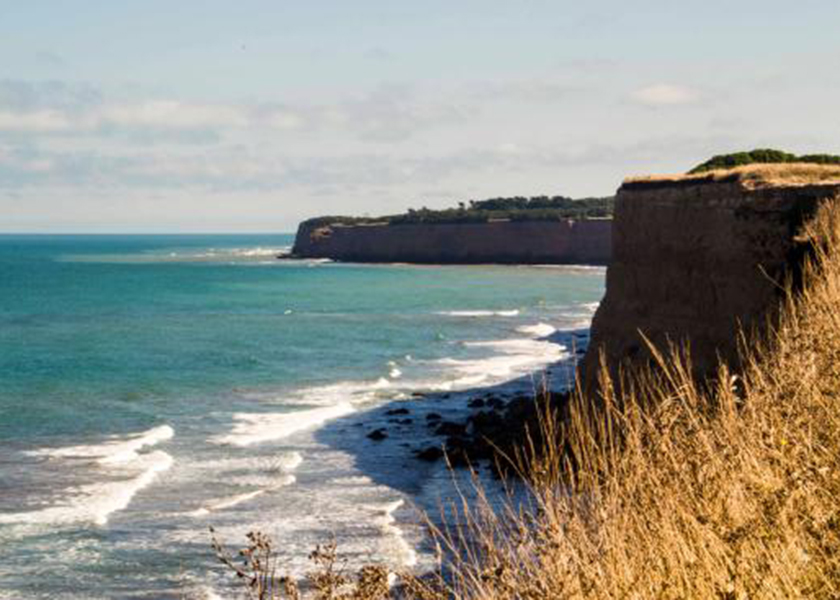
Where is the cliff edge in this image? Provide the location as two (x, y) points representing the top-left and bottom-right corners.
(292, 218), (612, 265)
(582, 163), (840, 385)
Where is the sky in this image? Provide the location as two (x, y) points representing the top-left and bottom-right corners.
(1, 1), (839, 232)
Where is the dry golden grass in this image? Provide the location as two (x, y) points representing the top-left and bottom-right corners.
(212, 199), (840, 598)
(625, 162), (840, 189)
(435, 198), (840, 599)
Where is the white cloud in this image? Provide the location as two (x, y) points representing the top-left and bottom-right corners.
(0, 101), (282, 136)
(100, 100), (249, 130)
(0, 109), (80, 133)
(0, 80), (463, 142)
(631, 83), (698, 107)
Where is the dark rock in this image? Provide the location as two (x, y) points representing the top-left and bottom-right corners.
(414, 447), (444, 462)
(469, 410), (505, 437)
(385, 408), (410, 416)
(442, 439), (470, 467)
(505, 396), (532, 420)
(435, 421), (467, 437)
(366, 428), (388, 441)
(425, 412), (442, 421)
(411, 392), (425, 398)
(486, 397), (506, 410)
(467, 397), (486, 409)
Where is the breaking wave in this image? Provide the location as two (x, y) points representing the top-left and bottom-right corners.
(3, 425), (175, 527)
(437, 309), (520, 318)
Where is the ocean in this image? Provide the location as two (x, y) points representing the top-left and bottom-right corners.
(0, 234), (605, 599)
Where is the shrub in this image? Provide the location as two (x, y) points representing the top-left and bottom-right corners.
(690, 148), (840, 173)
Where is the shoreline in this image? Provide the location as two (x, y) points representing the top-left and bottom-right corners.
(0, 232), (608, 597)
(302, 323), (591, 576)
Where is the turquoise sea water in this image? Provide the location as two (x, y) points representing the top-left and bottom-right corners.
(0, 235), (605, 599)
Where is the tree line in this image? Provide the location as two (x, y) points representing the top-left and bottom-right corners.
(303, 195), (614, 228)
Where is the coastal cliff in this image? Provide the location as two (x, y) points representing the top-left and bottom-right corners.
(292, 218), (612, 265)
(582, 165), (840, 384)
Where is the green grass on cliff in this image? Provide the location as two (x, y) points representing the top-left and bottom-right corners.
(689, 148), (840, 174)
(302, 195), (614, 228)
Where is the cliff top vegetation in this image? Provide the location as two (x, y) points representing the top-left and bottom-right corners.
(302, 195), (614, 228)
(689, 148), (840, 173)
(626, 162), (840, 190)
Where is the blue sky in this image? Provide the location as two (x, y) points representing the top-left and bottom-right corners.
(1, 1), (839, 232)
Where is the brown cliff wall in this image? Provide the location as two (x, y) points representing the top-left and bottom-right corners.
(292, 219), (612, 265)
(582, 177), (840, 385)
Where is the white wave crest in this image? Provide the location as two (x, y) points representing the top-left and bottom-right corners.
(0, 450), (173, 527)
(172, 246), (290, 260)
(26, 425), (174, 465)
(516, 322), (557, 337)
(437, 309), (520, 318)
(436, 338), (568, 389)
(244, 377), (394, 408)
(215, 403), (355, 447)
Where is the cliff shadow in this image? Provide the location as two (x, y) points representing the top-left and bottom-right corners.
(310, 327), (589, 500)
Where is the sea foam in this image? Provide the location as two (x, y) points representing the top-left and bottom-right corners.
(215, 403), (355, 447)
(0, 450), (173, 527)
(437, 309), (520, 317)
(187, 478), (296, 518)
(26, 424), (174, 465)
(371, 499), (417, 568)
(5, 425), (175, 527)
(436, 337), (568, 389)
(516, 322), (557, 337)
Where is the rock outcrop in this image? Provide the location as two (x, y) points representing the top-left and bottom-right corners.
(582, 171), (840, 386)
(292, 219), (612, 265)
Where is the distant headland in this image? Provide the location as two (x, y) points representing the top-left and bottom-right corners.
(290, 195), (614, 265)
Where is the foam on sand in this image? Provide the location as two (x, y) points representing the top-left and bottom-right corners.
(186, 450), (303, 517)
(215, 402), (355, 447)
(370, 499), (417, 568)
(187, 479), (296, 518)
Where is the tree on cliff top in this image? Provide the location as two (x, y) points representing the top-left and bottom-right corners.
(303, 195), (614, 227)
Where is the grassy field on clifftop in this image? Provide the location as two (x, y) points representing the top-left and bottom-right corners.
(214, 197), (840, 599)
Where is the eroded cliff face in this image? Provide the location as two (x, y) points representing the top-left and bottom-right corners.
(292, 219), (612, 265)
(582, 178), (840, 385)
